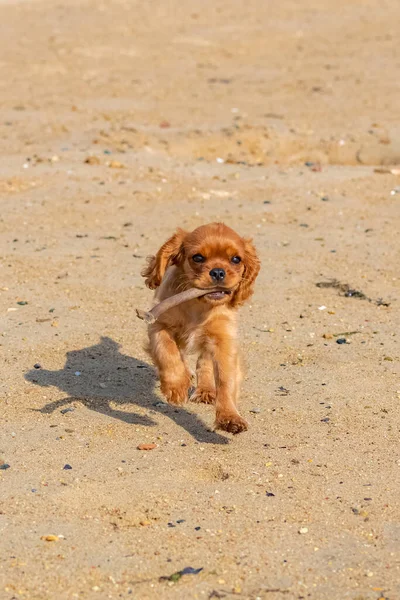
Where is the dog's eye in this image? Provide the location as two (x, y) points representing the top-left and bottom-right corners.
(231, 256), (241, 264)
(192, 254), (205, 263)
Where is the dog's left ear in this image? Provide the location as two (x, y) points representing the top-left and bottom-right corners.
(142, 228), (187, 289)
(232, 238), (260, 307)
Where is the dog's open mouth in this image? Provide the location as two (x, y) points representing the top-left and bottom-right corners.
(204, 290), (232, 300)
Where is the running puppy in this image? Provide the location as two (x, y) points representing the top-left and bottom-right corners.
(141, 222), (260, 433)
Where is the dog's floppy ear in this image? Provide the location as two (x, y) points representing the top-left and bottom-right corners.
(232, 238), (260, 307)
(142, 228), (187, 289)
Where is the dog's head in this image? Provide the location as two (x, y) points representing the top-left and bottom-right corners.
(142, 223), (260, 307)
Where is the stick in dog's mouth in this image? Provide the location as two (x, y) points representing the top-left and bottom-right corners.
(136, 287), (230, 324)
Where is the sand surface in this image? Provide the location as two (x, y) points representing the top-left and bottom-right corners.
(1, 1), (399, 598)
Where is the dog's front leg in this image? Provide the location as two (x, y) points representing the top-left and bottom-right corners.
(148, 324), (191, 405)
(204, 320), (248, 434)
(190, 351), (216, 404)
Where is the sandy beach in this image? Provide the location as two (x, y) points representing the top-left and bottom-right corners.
(1, 1), (399, 598)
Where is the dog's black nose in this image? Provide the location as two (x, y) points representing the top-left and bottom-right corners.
(209, 268), (226, 282)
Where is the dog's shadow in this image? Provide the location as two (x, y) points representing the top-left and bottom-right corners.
(25, 336), (228, 444)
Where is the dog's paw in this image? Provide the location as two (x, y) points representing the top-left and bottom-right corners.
(161, 380), (190, 406)
(190, 387), (216, 404)
(215, 412), (248, 434)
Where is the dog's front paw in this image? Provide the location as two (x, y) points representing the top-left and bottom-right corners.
(190, 387), (216, 405)
(215, 411), (248, 434)
(161, 380), (190, 406)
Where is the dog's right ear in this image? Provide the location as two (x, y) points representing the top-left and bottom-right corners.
(141, 229), (187, 289)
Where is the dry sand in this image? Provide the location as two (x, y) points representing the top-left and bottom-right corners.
(1, 0), (399, 598)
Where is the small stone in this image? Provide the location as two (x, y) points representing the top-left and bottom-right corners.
(99, 383), (107, 389)
(41, 535), (58, 542)
(63, 464), (72, 470)
(384, 356), (393, 361)
(137, 443), (157, 451)
(108, 160), (125, 169)
(0, 463), (11, 470)
(249, 407), (261, 414)
(299, 527), (308, 534)
(266, 491), (275, 497)
(60, 407), (74, 414)
(84, 156), (100, 165)
(336, 338), (347, 344)
(322, 333), (333, 340)
(34, 363), (41, 369)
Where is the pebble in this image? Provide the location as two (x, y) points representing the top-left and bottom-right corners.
(249, 407), (261, 414)
(108, 160), (125, 169)
(322, 333), (333, 340)
(60, 408), (74, 414)
(41, 535), (58, 542)
(34, 363), (41, 369)
(63, 464), (72, 470)
(299, 527), (308, 534)
(0, 463), (10, 470)
(336, 338), (347, 344)
(84, 156), (100, 165)
(137, 443), (157, 451)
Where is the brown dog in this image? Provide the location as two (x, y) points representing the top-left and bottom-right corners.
(141, 222), (260, 434)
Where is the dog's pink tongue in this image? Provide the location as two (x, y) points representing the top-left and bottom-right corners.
(136, 287), (209, 324)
